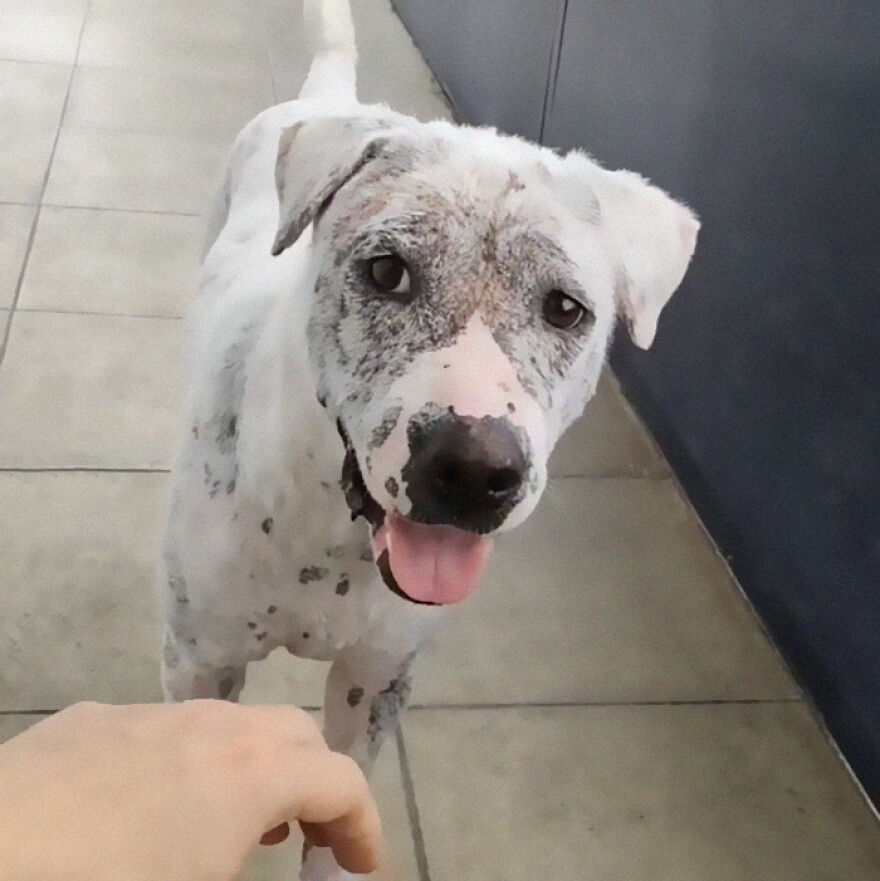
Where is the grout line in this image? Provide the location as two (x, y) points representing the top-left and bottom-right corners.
(0, 467), (171, 474)
(41, 203), (201, 217)
(408, 698), (804, 711)
(602, 371), (810, 704)
(0, 1), (92, 369)
(0, 57), (73, 67)
(257, 0), (280, 104)
(387, 1), (461, 123)
(396, 726), (432, 881)
(550, 470), (671, 481)
(539, 0), (570, 143)
(0, 709), (57, 716)
(16, 307), (184, 321)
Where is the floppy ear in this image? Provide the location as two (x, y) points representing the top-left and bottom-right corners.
(271, 117), (395, 256)
(559, 153), (699, 349)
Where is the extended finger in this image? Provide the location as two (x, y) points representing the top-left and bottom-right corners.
(281, 750), (382, 873)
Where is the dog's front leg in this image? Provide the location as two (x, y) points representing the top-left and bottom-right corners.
(159, 551), (248, 702)
(300, 641), (418, 881)
(161, 614), (249, 703)
(161, 627), (248, 703)
(323, 641), (417, 770)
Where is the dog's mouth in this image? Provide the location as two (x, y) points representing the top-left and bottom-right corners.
(338, 420), (492, 606)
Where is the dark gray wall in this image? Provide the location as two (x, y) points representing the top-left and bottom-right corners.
(392, 0), (565, 141)
(392, 0), (880, 803)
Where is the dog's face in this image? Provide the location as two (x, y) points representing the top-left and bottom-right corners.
(273, 116), (698, 605)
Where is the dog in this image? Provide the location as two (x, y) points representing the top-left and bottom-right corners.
(159, 1), (698, 876)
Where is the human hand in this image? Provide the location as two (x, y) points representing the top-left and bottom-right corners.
(0, 701), (381, 881)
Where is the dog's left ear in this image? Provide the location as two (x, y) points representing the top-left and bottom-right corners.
(557, 153), (700, 349)
(271, 117), (397, 256)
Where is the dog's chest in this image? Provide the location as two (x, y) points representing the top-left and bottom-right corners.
(178, 419), (393, 655)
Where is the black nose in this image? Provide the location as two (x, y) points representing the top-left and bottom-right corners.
(402, 411), (527, 533)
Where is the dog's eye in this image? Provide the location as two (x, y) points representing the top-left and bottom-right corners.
(368, 255), (411, 299)
(542, 289), (589, 331)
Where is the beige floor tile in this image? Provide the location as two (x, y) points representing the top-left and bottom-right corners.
(0, 471), (168, 709)
(0, 60), (70, 202)
(548, 372), (669, 477)
(237, 730), (419, 881)
(260, 0), (311, 103)
(404, 704), (880, 881)
(0, 311), (183, 469)
(65, 65), (273, 141)
(44, 127), (227, 214)
(0, 0), (87, 64)
(0, 713), (52, 743)
(19, 207), (200, 317)
(351, 0), (452, 121)
(265, 0), (452, 121)
(412, 478), (796, 705)
(79, 0), (268, 82)
(239, 648), (329, 709)
(0, 203), (35, 308)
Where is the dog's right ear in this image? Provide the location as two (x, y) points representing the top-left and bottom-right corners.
(271, 117), (394, 256)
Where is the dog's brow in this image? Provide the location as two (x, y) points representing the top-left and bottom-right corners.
(345, 216), (430, 256)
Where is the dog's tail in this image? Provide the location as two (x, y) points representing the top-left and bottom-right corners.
(299, 0), (357, 102)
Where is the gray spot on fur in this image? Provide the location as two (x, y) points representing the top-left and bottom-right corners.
(168, 574), (188, 604)
(255, 631), (267, 641)
(267, 605), (277, 614)
(385, 476), (399, 497)
(335, 576), (350, 596)
(347, 686), (364, 707)
(306, 149), (607, 457)
(247, 621), (257, 629)
(261, 517), (273, 534)
(162, 633), (180, 670)
(368, 404), (403, 450)
(359, 547), (373, 562)
(505, 171), (525, 193)
(299, 565), (329, 584)
(215, 413), (237, 454)
(217, 676), (235, 699)
(203, 462), (223, 498)
(226, 461), (238, 495)
(366, 654), (415, 759)
(202, 326), (261, 496)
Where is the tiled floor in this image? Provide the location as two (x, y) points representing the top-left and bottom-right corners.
(0, 1), (877, 879)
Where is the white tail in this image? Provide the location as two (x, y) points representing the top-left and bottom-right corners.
(299, 0), (358, 102)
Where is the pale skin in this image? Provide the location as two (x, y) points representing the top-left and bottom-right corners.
(0, 701), (382, 881)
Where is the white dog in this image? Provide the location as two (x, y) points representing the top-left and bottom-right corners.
(160, 1), (698, 876)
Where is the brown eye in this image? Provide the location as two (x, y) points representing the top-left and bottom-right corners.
(368, 255), (411, 299)
(542, 289), (588, 330)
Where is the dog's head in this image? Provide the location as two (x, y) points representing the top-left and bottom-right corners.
(272, 115), (698, 605)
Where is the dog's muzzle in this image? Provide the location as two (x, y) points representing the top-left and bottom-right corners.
(401, 411), (527, 534)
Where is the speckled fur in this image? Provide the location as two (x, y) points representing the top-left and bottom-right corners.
(159, 4), (697, 880)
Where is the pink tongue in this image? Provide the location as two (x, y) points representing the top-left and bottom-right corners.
(385, 515), (493, 605)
